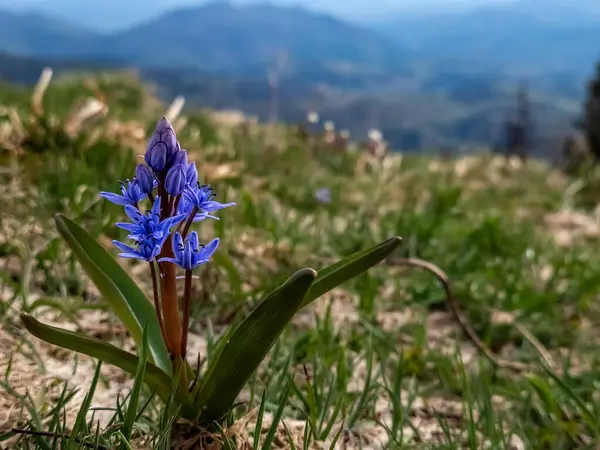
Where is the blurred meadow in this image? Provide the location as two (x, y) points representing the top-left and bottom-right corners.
(2, 68), (600, 449)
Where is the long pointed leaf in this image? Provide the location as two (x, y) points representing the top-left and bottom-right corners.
(21, 313), (193, 416)
(54, 214), (171, 375)
(195, 268), (317, 423)
(301, 236), (401, 309)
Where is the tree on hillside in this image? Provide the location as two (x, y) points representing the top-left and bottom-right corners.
(501, 82), (533, 161)
(578, 61), (600, 160)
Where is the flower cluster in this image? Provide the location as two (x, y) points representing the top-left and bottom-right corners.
(101, 117), (234, 267)
(100, 117), (235, 364)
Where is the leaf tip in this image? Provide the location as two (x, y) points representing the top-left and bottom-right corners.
(298, 267), (318, 280)
(20, 312), (31, 322)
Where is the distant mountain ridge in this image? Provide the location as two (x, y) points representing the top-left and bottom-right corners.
(0, 2), (412, 74)
(373, 0), (600, 78)
(0, 9), (98, 57)
(0, 0), (590, 154)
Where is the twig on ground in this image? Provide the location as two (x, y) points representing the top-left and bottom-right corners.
(387, 257), (530, 372)
(11, 428), (110, 449)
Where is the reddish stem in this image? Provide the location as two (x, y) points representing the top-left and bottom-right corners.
(158, 240), (183, 364)
(172, 194), (182, 216)
(180, 206), (199, 239)
(149, 261), (169, 350)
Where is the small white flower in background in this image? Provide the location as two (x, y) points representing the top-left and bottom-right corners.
(315, 187), (332, 204)
(307, 111), (320, 124)
(368, 128), (383, 143)
(324, 120), (335, 132)
(340, 129), (350, 139)
(525, 248), (535, 260)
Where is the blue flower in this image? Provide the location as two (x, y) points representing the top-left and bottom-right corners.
(145, 117), (180, 172)
(182, 184), (236, 216)
(116, 196), (186, 245)
(165, 164), (186, 196)
(100, 179), (147, 207)
(315, 187), (332, 204)
(158, 232), (219, 270)
(177, 196), (210, 223)
(135, 164), (155, 195)
(112, 235), (162, 262)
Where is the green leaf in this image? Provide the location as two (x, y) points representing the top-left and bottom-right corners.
(54, 214), (171, 375)
(301, 236), (401, 309)
(21, 313), (193, 416)
(195, 268), (317, 423)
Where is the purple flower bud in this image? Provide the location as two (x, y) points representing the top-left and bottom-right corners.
(145, 142), (167, 172)
(145, 117), (179, 172)
(186, 162), (198, 187)
(165, 164), (186, 196)
(135, 164), (154, 195)
(172, 149), (188, 167)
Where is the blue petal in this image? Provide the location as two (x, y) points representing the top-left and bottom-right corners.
(188, 232), (200, 250)
(193, 213), (211, 223)
(201, 201), (236, 212)
(157, 257), (181, 266)
(162, 214), (187, 231)
(118, 252), (147, 260)
(116, 223), (144, 234)
(151, 196), (162, 218)
(172, 233), (184, 261)
(112, 240), (137, 254)
(199, 238), (220, 261)
(124, 205), (144, 223)
(100, 192), (131, 206)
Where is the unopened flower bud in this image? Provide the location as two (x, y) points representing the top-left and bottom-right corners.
(135, 164), (154, 195)
(165, 164), (186, 196)
(145, 117), (179, 172)
(186, 162), (198, 187)
(172, 149), (188, 167)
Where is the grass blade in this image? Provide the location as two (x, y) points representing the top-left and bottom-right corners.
(68, 360), (102, 449)
(121, 325), (149, 447)
(261, 377), (293, 450)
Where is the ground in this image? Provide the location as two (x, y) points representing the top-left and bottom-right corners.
(0, 70), (600, 449)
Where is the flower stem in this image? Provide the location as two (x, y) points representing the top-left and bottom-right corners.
(158, 236), (182, 363)
(149, 261), (169, 350)
(181, 269), (193, 361)
(181, 206), (199, 239)
(172, 193), (182, 217)
(158, 179), (170, 221)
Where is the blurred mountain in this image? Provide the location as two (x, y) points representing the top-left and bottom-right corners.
(0, 0), (182, 32)
(0, 0), (591, 153)
(0, 10), (98, 57)
(373, 0), (600, 79)
(0, 2), (412, 74)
